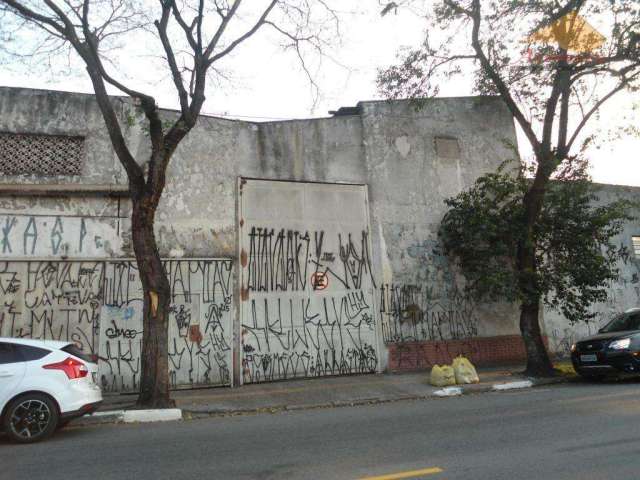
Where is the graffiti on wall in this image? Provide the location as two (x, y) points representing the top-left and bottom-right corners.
(0, 259), (233, 392)
(0, 214), (122, 257)
(241, 291), (377, 383)
(0, 261), (103, 353)
(245, 227), (376, 293)
(241, 226), (378, 383)
(379, 283), (479, 344)
(101, 259), (233, 392)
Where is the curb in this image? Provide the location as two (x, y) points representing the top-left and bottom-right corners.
(396, 375), (574, 400)
(492, 380), (534, 391)
(70, 408), (183, 427)
(71, 375), (575, 426)
(122, 409), (183, 423)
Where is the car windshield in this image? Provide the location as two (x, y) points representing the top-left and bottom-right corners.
(600, 311), (640, 333)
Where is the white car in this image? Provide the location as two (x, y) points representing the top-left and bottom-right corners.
(0, 338), (103, 443)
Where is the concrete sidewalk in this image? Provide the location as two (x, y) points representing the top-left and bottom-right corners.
(77, 365), (572, 425)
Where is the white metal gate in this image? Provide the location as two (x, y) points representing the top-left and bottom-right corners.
(238, 179), (378, 383)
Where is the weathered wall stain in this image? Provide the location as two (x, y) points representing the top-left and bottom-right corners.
(546, 269), (640, 356)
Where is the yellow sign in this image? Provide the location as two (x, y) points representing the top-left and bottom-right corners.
(526, 11), (605, 53)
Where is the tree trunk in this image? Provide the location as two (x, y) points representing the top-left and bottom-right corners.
(131, 195), (174, 408)
(519, 300), (554, 377)
(517, 184), (556, 377)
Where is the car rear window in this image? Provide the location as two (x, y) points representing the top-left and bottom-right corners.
(16, 344), (51, 361)
(61, 344), (97, 363)
(0, 342), (20, 364)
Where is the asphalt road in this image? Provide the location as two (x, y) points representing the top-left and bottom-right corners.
(3, 380), (640, 480)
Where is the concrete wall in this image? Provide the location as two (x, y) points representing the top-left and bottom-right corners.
(360, 99), (522, 370)
(5, 86), (625, 388)
(0, 88), (127, 259)
(0, 87), (123, 186)
(543, 184), (640, 357)
(0, 88), (238, 389)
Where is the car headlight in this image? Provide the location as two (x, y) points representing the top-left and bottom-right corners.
(609, 338), (631, 350)
(570, 343), (577, 353)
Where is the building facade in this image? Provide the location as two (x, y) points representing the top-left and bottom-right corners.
(0, 87), (638, 392)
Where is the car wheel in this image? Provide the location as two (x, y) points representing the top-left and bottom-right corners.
(2, 393), (59, 443)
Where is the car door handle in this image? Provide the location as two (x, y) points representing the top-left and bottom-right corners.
(0, 371), (14, 378)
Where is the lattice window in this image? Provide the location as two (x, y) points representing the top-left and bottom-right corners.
(0, 132), (84, 176)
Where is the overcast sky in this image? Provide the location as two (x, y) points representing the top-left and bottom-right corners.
(0, 3), (637, 186)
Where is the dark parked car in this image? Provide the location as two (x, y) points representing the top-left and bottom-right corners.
(571, 308), (640, 379)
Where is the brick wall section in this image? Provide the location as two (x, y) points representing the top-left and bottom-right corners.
(387, 335), (542, 372)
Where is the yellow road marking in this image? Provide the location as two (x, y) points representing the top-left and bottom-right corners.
(358, 467), (443, 480)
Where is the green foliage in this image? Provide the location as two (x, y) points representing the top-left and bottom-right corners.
(439, 161), (636, 323)
(439, 163), (525, 303)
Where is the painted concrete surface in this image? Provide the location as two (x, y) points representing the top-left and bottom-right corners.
(359, 99), (523, 372)
(492, 380), (534, 390)
(0, 87), (122, 186)
(1, 87), (639, 388)
(0, 194), (126, 258)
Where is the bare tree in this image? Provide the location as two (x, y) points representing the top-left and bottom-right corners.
(0, 0), (337, 407)
(379, 0), (640, 376)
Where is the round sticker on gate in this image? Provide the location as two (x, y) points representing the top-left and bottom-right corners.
(311, 272), (329, 290)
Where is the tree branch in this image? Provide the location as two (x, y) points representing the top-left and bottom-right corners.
(465, 0), (542, 156)
(566, 71), (640, 152)
(1, 0), (65, 34)
(203, 0), (243, 60)
(208, 0), (278, 65)
(155, 1), (191, 120)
